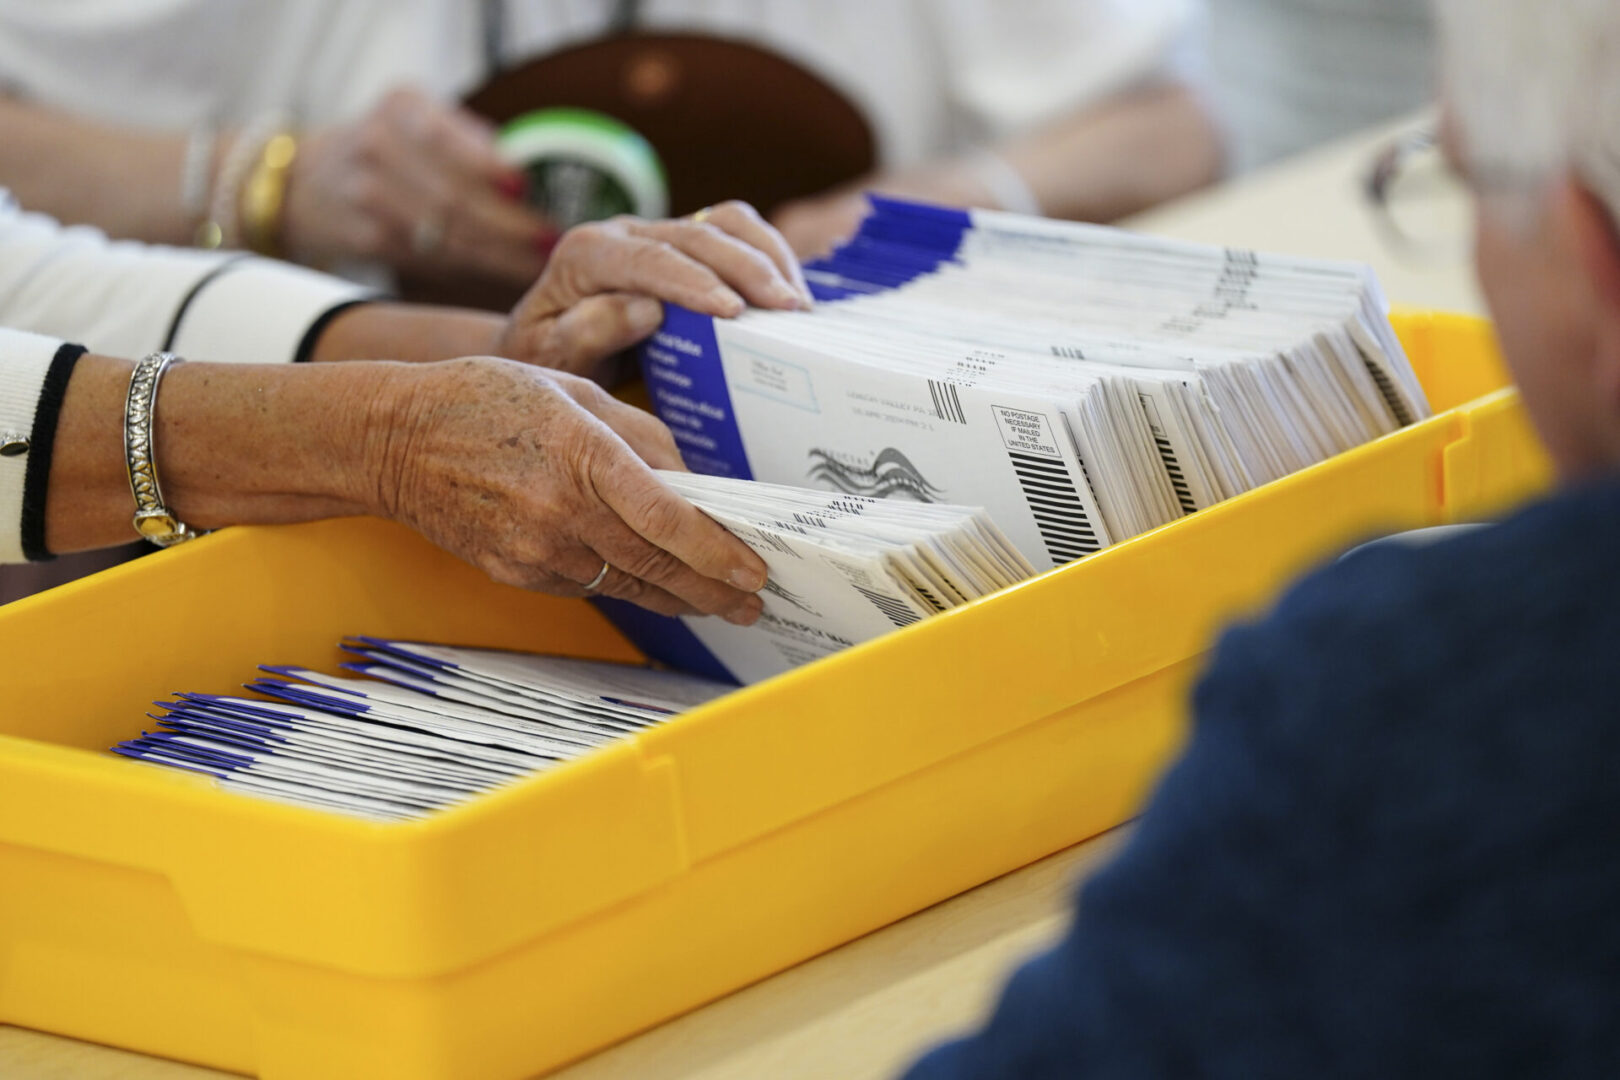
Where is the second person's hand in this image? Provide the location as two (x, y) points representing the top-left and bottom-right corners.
(497, 200), (815, 378)
(282, 86), (553, 285)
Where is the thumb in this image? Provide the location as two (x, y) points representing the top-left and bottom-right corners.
(537, 293), (664, 375)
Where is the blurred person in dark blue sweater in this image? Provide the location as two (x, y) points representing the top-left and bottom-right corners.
(904, 2), (1620, 1077)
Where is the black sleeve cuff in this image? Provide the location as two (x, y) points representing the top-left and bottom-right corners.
(293, 299), (377, 364)
(21, 342), (89, 562)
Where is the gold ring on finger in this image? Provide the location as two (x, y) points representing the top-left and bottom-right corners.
(689, 206), (714, 225)
(582, 560), (611, 592)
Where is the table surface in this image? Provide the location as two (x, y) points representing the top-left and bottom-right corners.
(1127, 111), (1482, 318)
(1, 110), (1479, 1080)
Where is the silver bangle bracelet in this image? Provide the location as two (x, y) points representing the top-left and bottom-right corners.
(124, 352), (199, 548)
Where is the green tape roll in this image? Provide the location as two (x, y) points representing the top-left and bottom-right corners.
(498, 108), (669, 226)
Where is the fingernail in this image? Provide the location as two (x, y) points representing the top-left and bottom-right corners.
(709, 286), (746, 317)
(626, 296), (664, 331)
(729, 566), (766, 592)
(725, 597), (764, 627)
(796, 287), (816, 311)
(769, 281), (804, 309)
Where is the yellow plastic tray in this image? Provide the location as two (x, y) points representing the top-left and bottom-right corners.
(0, 313), (1550, 1078)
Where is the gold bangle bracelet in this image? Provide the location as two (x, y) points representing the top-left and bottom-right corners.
(238, 131), (298, 257)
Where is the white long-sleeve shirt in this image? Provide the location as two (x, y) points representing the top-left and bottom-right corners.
(0, 0), (1200, 170)
(0, 190), (369, 563)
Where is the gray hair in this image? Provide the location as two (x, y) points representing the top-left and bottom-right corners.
(1434, 0), (1620, 224)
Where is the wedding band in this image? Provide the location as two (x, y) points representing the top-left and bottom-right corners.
(689, 205), (714, 224)
(583, 561), (611, 591)
(411, 214), (446, 255)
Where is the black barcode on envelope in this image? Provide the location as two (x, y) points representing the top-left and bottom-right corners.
(1363, 358), (1414, 426)
(927, 379), (967, 424)
(852, 584), (923, 628)
(756, 530), (799, 558)
(1008, 452), (1101, 563)
(1154, 434), (1198, 514)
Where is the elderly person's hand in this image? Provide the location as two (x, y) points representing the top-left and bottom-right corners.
(283, 87), (552, 285)
(370, 356), (766, 620)
(44, 352), (769, 623)
(497, 200), (814, 377)
(308, 200), (814, 383)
